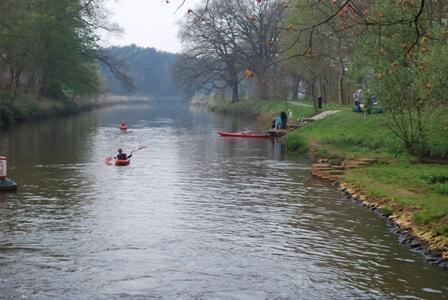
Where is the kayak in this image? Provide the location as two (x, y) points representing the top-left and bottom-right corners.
(217, 131), (272, 138)
(115, 158), (130, 166)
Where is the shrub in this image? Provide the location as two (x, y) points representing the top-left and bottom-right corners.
(380, 207), (393, 217)
(420, 172), (448, 184)
(285, 132), (309, 153)
(434, 183), (448, 196)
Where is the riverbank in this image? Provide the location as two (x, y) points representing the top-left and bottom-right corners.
(0, 94), (153, 123)
(338, 181), (448, 269)
(310, 159), (448, 269)
(206, 98), (448, 268)
(279, 106), (448, 269)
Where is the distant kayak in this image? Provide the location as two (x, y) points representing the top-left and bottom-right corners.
(217, 131), (272, 138)
(115, 158), (130, 166)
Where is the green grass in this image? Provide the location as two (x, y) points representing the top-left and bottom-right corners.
(273, 102), (448, 236)
(203, 98), (448, 234)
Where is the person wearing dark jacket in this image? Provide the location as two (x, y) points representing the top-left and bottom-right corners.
(115, 148), (132, 160)
(280, 110), (287, 130)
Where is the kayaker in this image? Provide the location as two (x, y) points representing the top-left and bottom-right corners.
(115, 148), (132, 160)
(241, 127), (252, 134)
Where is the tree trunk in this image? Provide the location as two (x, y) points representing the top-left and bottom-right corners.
(291, 76), (299, 100)
(230, 80), (240, 103)
(338, 58), (345, 104)
(312, 79), (318, 113)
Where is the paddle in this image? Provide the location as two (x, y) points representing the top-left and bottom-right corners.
(130, 145), (148, 154)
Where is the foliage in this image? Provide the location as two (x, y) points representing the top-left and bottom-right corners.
(0, 0), (110, 99)
(420, 172), (448, 196)
(285, 133), (308, 154)
(346, 1), (448, 155)
(0, 0), (135, 113)
(380, 207), (394, 217)
(280, 0), (355, 107)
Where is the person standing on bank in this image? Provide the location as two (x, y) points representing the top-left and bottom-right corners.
(275, 115), (281, 130)
(271, 116), (276, 130)
(354, 89), (362, 112)
(280, 110), (287, 130)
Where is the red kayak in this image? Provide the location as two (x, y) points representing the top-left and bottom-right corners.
(115, 158), (130, 166)
(217, 131), (272, 138)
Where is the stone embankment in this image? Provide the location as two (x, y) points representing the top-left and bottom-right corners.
(311, 159), (448, 269)
(311, 159), (377, 181)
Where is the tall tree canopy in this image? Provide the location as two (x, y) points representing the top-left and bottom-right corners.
(0, 0), (120, 102)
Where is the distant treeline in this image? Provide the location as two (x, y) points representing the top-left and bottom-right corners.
(100, 45), (185, 98)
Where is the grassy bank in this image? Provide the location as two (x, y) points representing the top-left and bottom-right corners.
(285, 105), (448, 235)
(209, 98), (448, 262)
(286, 102), (448, 263)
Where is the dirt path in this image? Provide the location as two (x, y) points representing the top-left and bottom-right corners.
(288, 101), (313, 107)
(288, 101), (341, 121)
(310, 110), (341, 120)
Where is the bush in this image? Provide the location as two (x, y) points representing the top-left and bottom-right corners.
(285, 132), (309, 153)
(434, 183), (448, 196)
(0, 91), (13, 102)
(380, 207), (393, 217)
(420, 172), (448, 184)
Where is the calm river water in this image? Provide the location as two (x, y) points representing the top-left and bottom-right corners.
(1, 102), (447, 300)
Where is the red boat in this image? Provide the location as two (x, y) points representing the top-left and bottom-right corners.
(115, 158), (130, 166)
(217, 131), (272, 138)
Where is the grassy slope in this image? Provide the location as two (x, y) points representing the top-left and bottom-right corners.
(275, 101), (448, 260)
(201, 98), (448, 233)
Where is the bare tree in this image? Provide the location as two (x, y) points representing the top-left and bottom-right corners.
(175, 0), (286, 102)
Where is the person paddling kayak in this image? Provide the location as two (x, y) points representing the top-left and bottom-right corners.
(115, 148), (132, 160)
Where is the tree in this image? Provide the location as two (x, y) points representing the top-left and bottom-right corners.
(280, 0), (371, 108)
(347, 1), (448, 154)
(0, 0), (125, 102)
(176, 0), (285, 102)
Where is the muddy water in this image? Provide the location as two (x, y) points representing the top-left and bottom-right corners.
(0, 103), (447, 299)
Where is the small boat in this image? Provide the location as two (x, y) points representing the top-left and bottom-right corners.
(217, 131), (272, 138)
(0, 178), (17, 191)
(115, 158), (130, 166)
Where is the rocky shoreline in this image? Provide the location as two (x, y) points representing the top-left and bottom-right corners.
(311, 161), (448, 270)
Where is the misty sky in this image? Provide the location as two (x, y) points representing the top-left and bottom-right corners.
(103, 0), (202, 53)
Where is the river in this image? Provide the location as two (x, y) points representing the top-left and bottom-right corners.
(0, 102), (447, 299)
